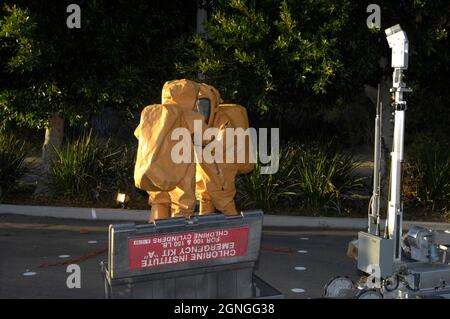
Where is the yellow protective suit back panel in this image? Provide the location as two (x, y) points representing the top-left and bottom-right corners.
(216, 104), (255, 175)
(135, 79), (200, 192)
(134, 104), (191, 191)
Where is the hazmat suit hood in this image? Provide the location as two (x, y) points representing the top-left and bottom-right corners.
(161, 79), (199, 111)
(196, 83), (223, 127)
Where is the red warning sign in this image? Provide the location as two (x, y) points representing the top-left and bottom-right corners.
(128, 226), (249, 269)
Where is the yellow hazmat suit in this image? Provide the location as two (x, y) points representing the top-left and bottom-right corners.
(195, 84), (254, 215)
(134, 80), (254, 222)
(134, 79), (203, 222)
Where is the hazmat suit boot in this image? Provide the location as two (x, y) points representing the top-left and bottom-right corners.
(196, 178), (216, 214)
(148, 191), (171, 223)
(196, 161), (239, 215)
(133, 79), (203, 222)
(168, 162), (197, 219)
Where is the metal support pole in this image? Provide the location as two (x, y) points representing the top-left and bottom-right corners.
(384, 25), (411, 262)
(197, 0), (207, 81)
(370, 84), (382, 236)
(387, 76), (411, 262)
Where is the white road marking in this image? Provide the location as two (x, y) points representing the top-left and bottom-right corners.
(23, 271), (36, 276)
(58, 255), (70, 258)
(88, 240), (97, 244)
(91, 208), (97, 219)
(291, 288), (305, 293)
(300, 237), (309, 240)
(297, 250), (308, 253)
(295, 266), (307, 271)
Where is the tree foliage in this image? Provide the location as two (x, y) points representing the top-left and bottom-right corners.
(0, 0), (196, 130)
(179, 0), (449, 144)
(0, 0), (448, 145)
(179, 0), (352, 116)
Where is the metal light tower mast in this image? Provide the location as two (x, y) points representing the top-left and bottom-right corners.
(384, 25), (411, 262)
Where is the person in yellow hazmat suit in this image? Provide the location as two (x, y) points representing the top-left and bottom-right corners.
(134, 79), (204, 222)
(134, 79), (254, 222)
(195, 83), (254, 215)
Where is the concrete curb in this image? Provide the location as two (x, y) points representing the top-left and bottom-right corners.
(262, 214), (450, 231)
(0, 204), (148, 221)
(0, 204), (449, 231)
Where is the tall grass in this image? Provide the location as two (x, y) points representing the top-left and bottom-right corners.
(295, 144), (364, 214)
(405, 140), (450, 213)
(236, 142), (364, 214)
(0, 133), (27, 198)
(110, 144), (136, 194)
(50, 131), (129, 200)
(236, 145), (299, 210)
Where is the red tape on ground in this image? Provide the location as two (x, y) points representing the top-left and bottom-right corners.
(38, 248), (107, 268)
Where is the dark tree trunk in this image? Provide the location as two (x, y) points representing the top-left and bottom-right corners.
(197, 0), (207, 81)
(34, 112), (64, 195)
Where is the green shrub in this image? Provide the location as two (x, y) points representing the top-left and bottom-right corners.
(109, 144), (136, 194)
(236, 144), (299, 210)
(406, 140), (450, 213)
(295, 144), (364, 214)
(0, 133), (27, 198)
(236, 142), (364, 214)
(50, 131), (127, 200)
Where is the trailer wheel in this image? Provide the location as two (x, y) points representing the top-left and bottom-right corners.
(355, 289), (383, 299)
(323, 276), (354, 298)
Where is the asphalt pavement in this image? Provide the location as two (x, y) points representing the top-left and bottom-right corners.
(0, 214), (358, 299)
